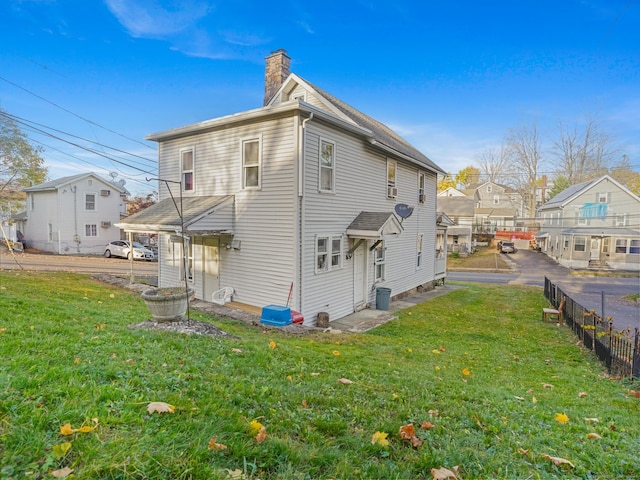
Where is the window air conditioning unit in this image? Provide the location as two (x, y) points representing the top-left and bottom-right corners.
(100, 221), (112, 228)
(387, 186), (398, 198)
(418, 193), (426, 204)
(100, 189), (111, 196)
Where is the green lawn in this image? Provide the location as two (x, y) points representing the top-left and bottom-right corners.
(1, 271), (638, 479)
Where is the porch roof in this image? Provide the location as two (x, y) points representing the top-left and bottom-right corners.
(346, 212), (403, 239)
(560, 227), (640, 237)
(446, 226), (472, 236)
(116, 195), (234, 234)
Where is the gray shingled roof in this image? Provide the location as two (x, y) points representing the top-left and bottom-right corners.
(304, 79), (444, 175)
(118, 195), (233, 231)
(23, 173), (127, 194)
(540, 178), (596, 209)
(436, 196), (475, 217)
(347, 212), (396, 231)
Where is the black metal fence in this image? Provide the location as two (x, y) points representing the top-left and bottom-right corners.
(544, 277), (640, 379)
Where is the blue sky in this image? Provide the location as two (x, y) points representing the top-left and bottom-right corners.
(1, 0), (638, 196)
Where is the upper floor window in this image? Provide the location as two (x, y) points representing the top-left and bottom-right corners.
(387, 160), (397, 198)
(597, 192), (609, 203)
(487, 185), (492, 193)
(319, 139), (335, 193)
(242, 137), (261, 189)
(574, 236), (586, 252)
(493, 195), (499, 205)
(418, 173), (426, 203)
(615, 214), (627, 226)
(577, 210), (587, 226)
(85, 193), (96, 211)
(181, 149), (194, 192)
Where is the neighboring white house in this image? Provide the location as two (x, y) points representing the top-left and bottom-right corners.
(536, 175), (640, 271)
(118, 49), (445, 325)
(21, 173), (128, 255)
(436, 193), (475, 252)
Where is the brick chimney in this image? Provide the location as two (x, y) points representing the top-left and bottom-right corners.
(264, 49), (290, 106)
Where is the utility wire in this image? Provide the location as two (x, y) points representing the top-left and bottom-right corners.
(0, 74), (155, 151)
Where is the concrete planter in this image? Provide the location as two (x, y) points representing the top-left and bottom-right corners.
(141, 287), (194, 322)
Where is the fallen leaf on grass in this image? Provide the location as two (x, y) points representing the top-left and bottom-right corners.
(249, 420), (263, 435)
(428, 409), (439, 417)
(517, 448), (530, 455)
(431, 466), (459, 479)
(371, 431), (390, 446)
(541, 454), (575, 468)
(399, 424), (423, 447)
(439, 345), (446, 352)
(542, 383), (554, 389)
(147, 402), (175, 414)
(60, 421), (97, 435)
(578, 391), (588, 398)
(584, 417), (599, 422)
(208, 436), (227, 450)
(51, 467), (74, 478)
(461, 368), (471, 376)
(225, 469), (244, 479)
(554, 413), (569, 424)
(337, 378), (353, 385)
(301, 399), (307, 408)
(255, 426), (267, 443)
(587, 432), (602, 439)
(269, 340), (277, 350)
(332, 350), (341, 356)
(230, 348), (243, 354)
(52, 442), (72, 459)
(628, 390), (640, 398)
(431, 349), (442, 354)
(421, 421), (434, 430)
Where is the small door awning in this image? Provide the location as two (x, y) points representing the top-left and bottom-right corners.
(534, 232), (549, 239)
(346, 212), (403, 239)
(116, 195), (234, 234)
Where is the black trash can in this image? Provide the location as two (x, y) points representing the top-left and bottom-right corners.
(376, 287), (392, 310)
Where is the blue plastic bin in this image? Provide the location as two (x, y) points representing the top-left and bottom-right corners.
(260, 305), (292, 326)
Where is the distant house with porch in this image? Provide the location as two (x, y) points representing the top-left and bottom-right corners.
(535, 175), (640, 271)
(436, 194), (474, 253)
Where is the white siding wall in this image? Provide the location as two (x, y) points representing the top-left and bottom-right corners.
(300, 121), (438, 324)
(156, 116), (299, 308)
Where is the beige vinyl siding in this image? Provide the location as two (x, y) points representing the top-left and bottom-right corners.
(300, 121), (438, 324)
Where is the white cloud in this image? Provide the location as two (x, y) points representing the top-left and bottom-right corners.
(104, 0), (211, 37)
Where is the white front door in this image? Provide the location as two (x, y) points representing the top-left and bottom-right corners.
(590, 238), (601, 260)
(353, 242), (367, 310)
(201, 237), (220, 301)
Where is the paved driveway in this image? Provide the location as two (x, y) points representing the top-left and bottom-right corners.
(450, 249), (640, 333)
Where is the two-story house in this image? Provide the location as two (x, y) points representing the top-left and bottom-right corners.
(118, 50), (445, 325)
(473, 181), (527, 231)
(536, 175), (640, 271)
(21, 173), (128, 255)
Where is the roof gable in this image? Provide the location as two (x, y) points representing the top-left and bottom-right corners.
(540, 175), (640, 210)
(23, 173), (128, 194)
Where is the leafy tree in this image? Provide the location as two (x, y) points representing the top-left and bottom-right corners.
(547, 175), (570, 200)
(455, 166), (481, 189)
(127, 192), (157, 215)
(437, 173), (456, 192)
(609, 155), (640, 195)
(0, 107), (48, 215)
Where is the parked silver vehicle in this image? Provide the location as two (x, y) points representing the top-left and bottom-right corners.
(499, 241), (517, 254)
(104, 240), (155, 260)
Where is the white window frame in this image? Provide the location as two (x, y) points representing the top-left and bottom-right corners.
(602, 238), (610, 254)
(615, 238), (627, 254)
(630, 239), (640, 254)
(487, 185), (492, 193)
(85, 224), (98, 237)
(319, 139), (335, 193)
(181, 148), (195, 192)
(47, 223), (53, 242)
(374, 241), (386, 281)
(418, 172), (425, 203)
(574, 236), (586, 252)
(597, 192), (609, 203)
(416, 234), (423, 268)
(493, 195), (499, 205)
(315, 235), (343, 273)
(85, 193), (96, 211)
(241, 136), (261, 190)
(577, 209), (588, 226)
(615, 214), (627, 226)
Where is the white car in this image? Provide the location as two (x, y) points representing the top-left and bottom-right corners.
(104, 240), (155, 260)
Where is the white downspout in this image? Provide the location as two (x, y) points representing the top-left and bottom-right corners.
(298, 113), (313, 317)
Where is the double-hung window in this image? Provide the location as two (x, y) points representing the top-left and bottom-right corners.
(242, 137), (261, 189)
(85, 224), (97, 237)
(319, 139), (335, 192)
(374, 241), (385, 281)
(615, 214), (627, 226)
(181, 149), (194, 192)
(416, 234), (423, 268)
(387, 160), (397, 198)
(85, 194), (96, 211)
(630, 240), (640, 254)
(574, 236), (586, 252)
(615, 239), (627, 254)
(418, 173), (425, 203)
(315, 235), (342, 273)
